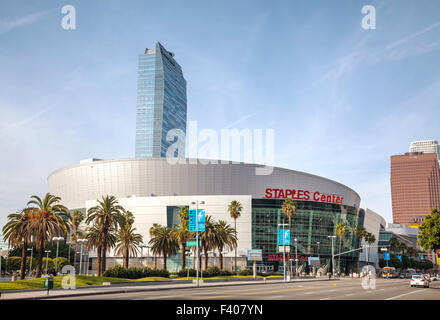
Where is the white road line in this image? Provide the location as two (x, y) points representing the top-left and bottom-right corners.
(385, 290), (424, 300)
(268, 295), (284, 299)
(345, 293), (354, 296)
(320, 297), (331, 300)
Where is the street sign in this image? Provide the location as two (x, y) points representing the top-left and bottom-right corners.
(247, 249), (263, 261)
(277, 229), (290, 246)
(383, 252), (390, 261)
(189, 209), (205, 232)
(186, 240), (201, 247)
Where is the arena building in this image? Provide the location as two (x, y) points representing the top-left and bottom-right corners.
(48, 157), (362, 273)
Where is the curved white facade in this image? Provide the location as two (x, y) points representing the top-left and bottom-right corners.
(48, 158), (360, 209)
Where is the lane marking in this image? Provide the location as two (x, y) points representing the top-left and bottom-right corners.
(385, 290), (424, 300)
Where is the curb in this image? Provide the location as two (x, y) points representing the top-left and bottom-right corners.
(12, 278), (338, 300)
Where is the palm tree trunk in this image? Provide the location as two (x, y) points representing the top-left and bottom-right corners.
(35, 238), (44, 278)
(163, 250), (167, 270)
(219, 247), (223, 270)
(101, 240), (107, 275)
(181, 241), (185, 270)
(97, 246), (102, 277)
(124, 247), (128, 268)
(19, 243), (27, 280)
(288, 216), (291, 276)
(204, 246), (208, 270)
(234, 218), (237, 274)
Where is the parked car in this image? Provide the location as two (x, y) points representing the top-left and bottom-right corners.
(410, 274), (430, 288)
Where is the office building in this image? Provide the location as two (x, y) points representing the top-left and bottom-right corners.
(390, 152), (440, 227)
(135, 42), (187, 158)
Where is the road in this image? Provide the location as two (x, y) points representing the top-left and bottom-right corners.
(51, 278), (440, 300)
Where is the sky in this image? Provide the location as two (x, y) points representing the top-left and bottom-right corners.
(0, 0), (439, 229)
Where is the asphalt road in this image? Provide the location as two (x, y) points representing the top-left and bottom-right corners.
(51, 278), (440, 300)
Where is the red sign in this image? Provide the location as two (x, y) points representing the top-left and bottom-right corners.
(265, 188), (344, 204)
(267, 254), (309, 262)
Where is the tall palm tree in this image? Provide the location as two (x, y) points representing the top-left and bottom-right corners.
(172, 206), (190, 270)
(69, 209), (85, 272)
(200, 215), (216, 270)
(364, 232), (376, 265)
(335, 222), (347, 274)
(399, 242), (408, 257)
(214, 220), (237, 270)
(148, 225), (179, 270)
(26, 193), (70, 278)
(86, 195), (125, 276)
(149, 223), (162, 269)
(2, 209), (33, 280)
(354, 225), (366, 269)
(281, 198), (297, 275)
(85, 225), (116, 273)
(228, 200), (242, 273)
(115, 211), (143, 268)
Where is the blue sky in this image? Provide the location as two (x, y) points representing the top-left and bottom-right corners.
(1, 0), (439, 228)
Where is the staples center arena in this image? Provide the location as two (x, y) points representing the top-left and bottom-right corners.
(48, 157), (362, 273)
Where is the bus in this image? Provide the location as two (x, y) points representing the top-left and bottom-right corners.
(381, 267), (398, 278)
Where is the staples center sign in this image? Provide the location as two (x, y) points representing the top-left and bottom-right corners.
(265, 188), (344, 204)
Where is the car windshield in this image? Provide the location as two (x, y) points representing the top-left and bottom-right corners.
(412, 275), (422, 279)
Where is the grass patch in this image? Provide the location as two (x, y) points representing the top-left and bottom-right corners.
(0, 275), (134, 291)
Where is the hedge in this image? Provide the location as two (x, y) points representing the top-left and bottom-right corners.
(177, 266), (233, 278)
(4, 256), (68, 272)
(103, 265), (170, 279)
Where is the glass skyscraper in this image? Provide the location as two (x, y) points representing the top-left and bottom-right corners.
(135, 42), (187, 158)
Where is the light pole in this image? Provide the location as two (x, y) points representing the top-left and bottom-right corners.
(328, 236), (336, 279)
(294, 238), (298, 277)
(191, 200), (205, 287)
(45, 250), (51, 275)
(27, 247), (33, 278)
(278, 223), (288, 281)
(67, 241), (71, 264)
(52, 236), (64, 274)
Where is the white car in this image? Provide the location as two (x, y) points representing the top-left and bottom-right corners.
(410, 274), (430, 288)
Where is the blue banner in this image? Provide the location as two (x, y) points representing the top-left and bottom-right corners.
(189, 209), (205, 232)
(277, 229), (290, 246)
(383, 252), (390, 261)
(396, 255), (402, 262)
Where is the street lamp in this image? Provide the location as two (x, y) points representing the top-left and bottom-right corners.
(191, 200), (205, 287)
(294, 238), (298, 277)
(52, 236), (64, 274)
(77, 239), (88, 275)
(45, 250), (51, 275)
(328, 236), (337, 279)
(27, 247), (33, 278)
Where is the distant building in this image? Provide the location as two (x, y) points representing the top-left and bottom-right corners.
(409, 140), (439, 159)
(390, 152), (440, 227)
(135, 42), (187, 158)
(358, 208), (386, 268)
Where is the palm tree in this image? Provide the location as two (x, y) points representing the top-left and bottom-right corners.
(26, 193), (70, 277)
(172, 206), (190, 270)
(364, 232), (376, 265)
(86, 195), (125, 276)
(399, 242), (408, 257)
(228, 200), (243, 273)
(281, 198), (297, 276)
(115, 211), (143, 268)
(335, 222), (347, 274)
(148, 225), (179, 270)
(200, 215), (216, 270)
(214, 220), (237, 270)
(2, 209), (33, 280)
(69, 209), (84, 272)
(354, 225), (366, 269)
(149, 223), (162, 269)
(85, 224), (116, 273)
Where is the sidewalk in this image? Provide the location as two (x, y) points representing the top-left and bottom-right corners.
(0, 277), (336, 300)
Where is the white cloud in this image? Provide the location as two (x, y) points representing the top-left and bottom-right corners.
(0, 10), (50, 34)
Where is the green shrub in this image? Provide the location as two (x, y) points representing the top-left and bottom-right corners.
(103, 265), (170, 279)
(206, 266), (220, 277)
(219, 270), (233, 276)
(178, 268), (197, 277)
(238, 268), (253, 276)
